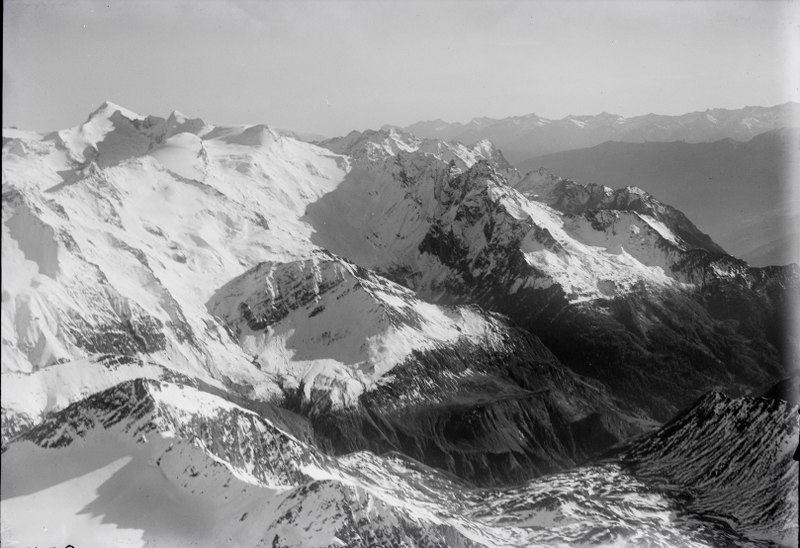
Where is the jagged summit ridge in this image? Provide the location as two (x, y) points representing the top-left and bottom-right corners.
(320, 126), (512, 174)
(308, 148), (699, 304)
(514, 166), (727, 255)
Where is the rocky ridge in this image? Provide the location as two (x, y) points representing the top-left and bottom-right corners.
(2, 377), (795, 546)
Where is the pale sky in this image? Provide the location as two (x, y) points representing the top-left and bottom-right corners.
(3, 0), (799, 136)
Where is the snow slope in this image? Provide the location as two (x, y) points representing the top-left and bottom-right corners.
(206, 253), (505, 408)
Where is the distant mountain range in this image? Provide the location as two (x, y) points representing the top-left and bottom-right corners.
(519, 128), (800, 266)
(388, 102), (800, 163)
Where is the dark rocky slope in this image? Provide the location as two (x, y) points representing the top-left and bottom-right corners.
(207, 254), (650, 485)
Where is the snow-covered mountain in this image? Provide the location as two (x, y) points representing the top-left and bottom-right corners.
(518, 128), (800, 266)
(2, 102), (352, 435)
(310, 129), (797, 422)
(389, 102), (800, 163)
(205, 253), (508, 410)
(1, 105), (649, 484)
(2, 103), (797, 546)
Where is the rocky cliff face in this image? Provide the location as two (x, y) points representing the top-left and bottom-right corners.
(622, 390), (799, 546)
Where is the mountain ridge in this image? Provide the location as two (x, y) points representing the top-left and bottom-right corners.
(3, 375), (795, 546)
(518, 128), (800, 266)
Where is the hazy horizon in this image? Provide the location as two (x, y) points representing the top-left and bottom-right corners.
(4, 0), (800, 136)
(6, 98), (800, 138)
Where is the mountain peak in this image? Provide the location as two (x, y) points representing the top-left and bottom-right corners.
(88, 101), (143, 123)
(167, 110), (191, 123)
